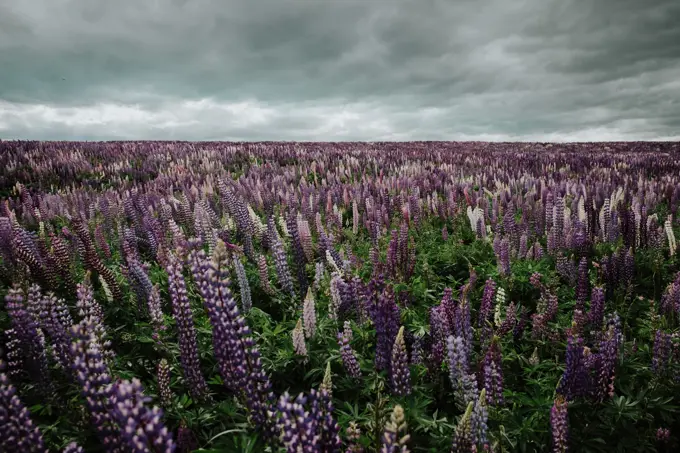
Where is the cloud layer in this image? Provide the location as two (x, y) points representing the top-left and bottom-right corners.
(1, 0), (679, 141)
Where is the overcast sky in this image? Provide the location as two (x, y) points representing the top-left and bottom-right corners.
(1, 0), (679, 141)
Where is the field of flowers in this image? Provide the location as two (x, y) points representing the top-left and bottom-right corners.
(1, 140), (680, 452)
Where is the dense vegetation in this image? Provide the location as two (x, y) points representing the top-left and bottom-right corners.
(1, 140), (680, 452)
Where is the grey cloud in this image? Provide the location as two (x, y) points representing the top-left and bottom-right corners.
(0, 0), (679, 140)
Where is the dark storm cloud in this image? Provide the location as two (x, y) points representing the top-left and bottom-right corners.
(1, 0), (679, 140)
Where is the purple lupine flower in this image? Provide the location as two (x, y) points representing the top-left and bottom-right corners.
(470, 389), (489, 450)
(429, 306), (449, 368)
(292, 319), (307, 358)
(0, 363), (47, 453)
(71, 218), (122, 301)
(518, 233), (528, 258)
(62, 442), (85, 453)
(478, 279), (497, 328)
(652, 330), (672, 374)
(656, 427), (670, 444)
(551, 396), (569, 453)
(70, 319), (126, 452)
(453, 298), (473, 362)
(190, 241), (275, 437)
(390, 327), (411, 396)
(314, 261), (325, 291)
(157, 359), (172, 408)
(166, 253), (208, 400)
(257, 254), (274, 295)
(176, 423), (198, 453)
(109, 378), (176, 453)
(368, 285), (401, 371)
(499, 237), (511, 276)
(329, 272), (343, 320)
(593, 314), (622, 401)
(303, 288), (317, 339)
(410, 335), (424, 366)
(482, 339), (504, 406)
(337, 322), (361, 380)
(496, 302), (517, 337)
(286, 214), (309, 297)
(589, 287), (605, 331)
(268, 218), (295, 297)
(36, 292), (74, 370)
(557, 336), (592, 401)
(4, 287), (49, 386)
(274, 389), (341, 453)
(233, 254), (252, 312)
(380, 405), (410, 453)
(447, 336), (478, 407)
(450, 402), (473, 453)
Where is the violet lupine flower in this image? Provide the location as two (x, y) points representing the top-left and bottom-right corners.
(3, 329), (23, 379)
(292, 319), (308, 358)
(71, 218), (122, 301)
(478, 279), (497, 328)
(329, 272), (343, 321)
(4, 287), (50, 386)
(593, 314), (622, 401)
(410, 335), (424, 366)
(337, 322), (361, 380)
(482, 339), (504, 406)
(109, 378), (176, 453)
(314, 261), (325, 291)
(166, 253), (208, 400)
(368, 286), (401, 371)
(36, 292), (74, 370)
(70, 319), (126, 452)
(453, 298), (473, 363)
(303, 287), (317, 339)
(62, 442), (85, 453)
(589, 287), (605, 331)
(450, 402), (473, 453)
(499, 237), (511, 276)
(381, 405), (410, 453)
(652, 330), (672, 374)
(157, 359), (172, 408)
(274, 390), (341, 453)
(0, 363), (47, 453)
(551, 396), (569, 453)
(257, 254), (274, 295)
(447, 336), (478, 407)
(390, 327), (411, 396)
(656, 427), (670, 444)
(496, 302), (517, 337)
(190, 241), (275, 437)
(286, 214), (309, 297)
(557, 336), (592, 401)
(233, 255), (252, 312)
(176, 423), (198, 453)
(268, 218), (295, 297)
(429, 306), (449, 368)
(470, 389), (489, 451)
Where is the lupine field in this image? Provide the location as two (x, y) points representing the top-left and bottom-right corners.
(2, 141), (680, 453)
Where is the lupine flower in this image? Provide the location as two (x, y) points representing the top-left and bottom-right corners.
(447, 336), (478, 407)
(70, 319), (126, 452)
(157, 359), (172, 408)
(346, 421), (363, 453)
(0, 362), (46, 453)
(257, 254), (274, 295)
(652, 330), (672, 374)
(588, 287), (606, 332)
(656, 427), (670, 444)
(482, 339), (504, 406)
(314, 261), (325, 291)
(320, 362), (333, 397)
(303, 287), (317, 338)
(166, 253), (208, 400)
(471, 389), (489, 450)
(190, 240), (275, 437)
(390, 326), (411, 396)
(292, 319), (308, 358)
(368, 285), (401, 371)
(551, 396), (569, 453)
(450, 402), (473, 453)
(337, 322), (361, 380)
(109, 378), (176, 453)
(286, 214), (309, 296)
(233, 254), (252, 312)
(176, 422), (198, 453)
(381, 405), (410, 453)
(499, 237), (511, 276)
(329, 272), (343, 321)
(268, 217), (295, 297)
(557, 336), (592, 401)
(575, 257), (590, 310)
(5, 287), (50, 386)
